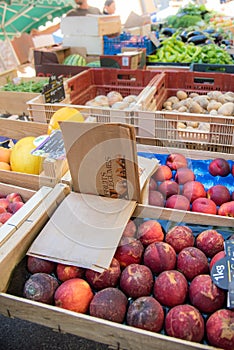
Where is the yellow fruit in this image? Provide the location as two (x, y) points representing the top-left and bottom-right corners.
(47, 107), (84, 135)
(10, 137), (42, 175)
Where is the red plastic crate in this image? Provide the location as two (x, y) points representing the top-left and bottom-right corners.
(67, 68), (160, 105)
(153, 71), (234, 110)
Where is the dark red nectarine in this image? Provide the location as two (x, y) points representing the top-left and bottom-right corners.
(208, 158), (230, 177)
(148, 190), (165, 207)
(165, 194), (190, 211)
(192, 197), (217, 215)
(114, 236), (144, 269)
(182, 181), (206, 203)
(177, 247), (209, 280)
(137, 220), (164, 246)
(143, 241), (176, 275)
(175, 167), (195, 184)
(196, 229), (224, 258)
(165, 225), (194, 253)
(218, 201), (234, 217)
(152, 165), (172, 182)
(207, 185), (231, 206)
(158, 180), (180, 199)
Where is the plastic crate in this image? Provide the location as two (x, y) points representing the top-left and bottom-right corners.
(133, 70), (234, 153)
(103, 33), (156, 55)
(66, 68), (160, 105)
(190, 63), (234, 74)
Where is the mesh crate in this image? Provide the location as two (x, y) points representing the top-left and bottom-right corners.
(103, 33), (156, 55)
(133, 70), (234, 153)
(67, 68), (160, 105)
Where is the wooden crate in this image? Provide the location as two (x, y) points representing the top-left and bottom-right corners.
(0, 76), (49, 116)
(0, 175), (232, 349)
(0, 68), (18, 86)
(0, 183), (53, 247)
(0, 119), (69, 190)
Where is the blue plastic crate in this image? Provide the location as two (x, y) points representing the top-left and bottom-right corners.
(103, 33), (156, 56)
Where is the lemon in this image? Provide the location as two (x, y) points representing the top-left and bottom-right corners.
(47, 107), (84, 135)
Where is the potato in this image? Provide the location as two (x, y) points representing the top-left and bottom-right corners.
(112, 101), (129, 110)
(176, 90), (187, 100)
(187, 121), (199, 128)
(193, 96), (209, 109)
(166, 96), (179, 104)
(177, 122), (186, 129)
(207, 91), (222, 100)
(107, 91), (123, 106)
(207, 100), (222, 112)
(163, 101), (172, 108)
(217, 102), (234, 116)
(123, 95), (137, 104)
(85, 99), (102, 107)
(222, 92), (234, 103)
(189, 92), (199, 98)
(94, 95), (109, 106)
(189, 101), (203, 114)
(178, 106), (188, 113)
(209, 109), (218, 115)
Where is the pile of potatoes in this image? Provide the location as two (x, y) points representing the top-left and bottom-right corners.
(162, 90), (234, 132)
(85, 91), (139, 110)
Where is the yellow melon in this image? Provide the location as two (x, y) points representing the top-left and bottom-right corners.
(47, 107), (84, 135)
(10, 136), (42, 175)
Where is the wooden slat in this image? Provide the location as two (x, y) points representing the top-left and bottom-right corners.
(0, 294), (218, 350)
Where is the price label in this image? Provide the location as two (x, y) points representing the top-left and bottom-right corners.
(211, 239), (234, 309)
(31, 130), (66, 160)
(42, 75), (65, 103)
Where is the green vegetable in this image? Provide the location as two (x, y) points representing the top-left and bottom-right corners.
(167, 14), (203, 29)
(1, 79), (49, 93)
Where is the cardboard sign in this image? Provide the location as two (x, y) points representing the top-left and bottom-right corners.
(60, 122), (141, 202)
(27, 192), (136, 272)
(27, 122), (159, 271)
(42, 75), (65, 103)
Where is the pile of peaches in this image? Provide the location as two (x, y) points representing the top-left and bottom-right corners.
(11, 218), (234, 350)
(148, 153), (234, 217)
(0, 192), (24, 226)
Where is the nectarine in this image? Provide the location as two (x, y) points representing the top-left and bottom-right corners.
(208, 158), (230, 177)
(137, 220), (164, 246)
(182, 181), (206, 203)
(166, 153), (188, 171)
(152, 165), (172, 182)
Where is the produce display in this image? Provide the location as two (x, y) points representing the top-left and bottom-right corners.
(149, 2), (234, 65)
(147, 152), (234, 217)
(0, 192), (25, 225)
(0, 78), (49, 93)
(8, 217), (234, 349)
(85, 91), (139, 109)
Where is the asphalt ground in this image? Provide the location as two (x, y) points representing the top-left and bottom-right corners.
(0, 314), (109, 350)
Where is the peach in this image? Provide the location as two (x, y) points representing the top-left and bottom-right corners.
(191, 197), (217, 215)
(54, 278), (93, 313)
(206, 309), (234, 350)
(165, 225), (195, 253)
(158, 180), (179, 199)
(8, 201), (24, 214)
(143, 242), (176, 275)
(122, 219), (136, 238)
(27, 256), (56, 274)
(182, 180), (206, 203)
(0, 212), (12, 224)
(177, 247), (209, 280)
(85, 258), (121, 290)
(208, 158), (230, 177)
(136, 219), (164, 246)
(175, 167), (195, 184)
(56, 263), (85, 282)
(23, 272), (59, 304)
(6, 192), (23, 203)
(114, 236), (144, 269)
(218, 201), (234, 217)
(189, 274), (226, 313)
(196, 229), (224, 258)
(152, 165), (172, 182)
(120, 263), (153, 298)
(153, 270), (188, 307)
(0, 207), (6, 214)
(149, 177), (157, 191)
(148, 190), (165, 207)
(207, 185), (231, 206)
(166, 153), (188, 170)
(209, 250), (226, 271)
(0, 198), (9, 209)
(165, 304), (204, 342)
(232, 164), (234, 176)
(89, 287), (128, 323)
(126, 296), (164, 332)
(165, 194), (190, 211)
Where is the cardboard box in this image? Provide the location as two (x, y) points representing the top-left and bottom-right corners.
(61, 15), (122, 37)
(0, 144), (233, 349)
(62, 35), (104, 55)
(100, 49), (146, 69)
(0, 119), (69, 190)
